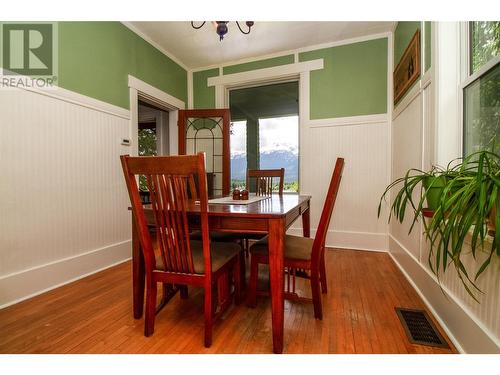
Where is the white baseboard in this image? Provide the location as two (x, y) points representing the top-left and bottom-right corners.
(388, 235), (500, 353)
(0, 241), (132, 309)
(286, 228), (388, 252)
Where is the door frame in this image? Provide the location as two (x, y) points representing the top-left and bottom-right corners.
(128, 75), (185, 156)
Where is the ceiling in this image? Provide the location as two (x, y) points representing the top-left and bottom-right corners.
(126, 21), (394, 69)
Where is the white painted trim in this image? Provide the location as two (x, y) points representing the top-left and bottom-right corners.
(421, 69), (432, 89)
(392, 80), (424, 120)
(191, 32), (391, 73)
(421, 22), (426, 78)
(128, 75), (185, 110)
(307, 113), (388, 128)
(432, 21), (439, 167)
(459, 22), (470, 82)
(287, 228), (388, 253)
(435, 22), (462, 165)
(389, 234), (500, 353)
(0, 241), (131, 309)
(214, 85), (225, 109)
(1, 71), (130, 120)
(169, 110), (179, 155)
(391, 22), (399, 34)
(129, 87), (139, 156)
(299, 71), (309, 125)
(207, 60), (323, 87)
(386, 31), (394, 252)
(121, 22), (189, 72)
(462, 54), (500, 89)
(128, 75), (185, 156)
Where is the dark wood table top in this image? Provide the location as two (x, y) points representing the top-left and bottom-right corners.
(191, 194), (310, 218)
(138, 194), (311, 219)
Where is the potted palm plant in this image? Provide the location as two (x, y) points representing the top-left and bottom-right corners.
(378, 147), (500, 301)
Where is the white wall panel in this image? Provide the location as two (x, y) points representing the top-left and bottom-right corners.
(289, 120), (389, 251)
(0, 87), (131, 306)
(389, 75), (499, 351)
(390, 94), (423, 260)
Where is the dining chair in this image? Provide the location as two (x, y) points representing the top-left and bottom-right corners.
(247, 158), (344, 320)
(241, 168), (286, 254)
(120, 152), (241, 347)
(246, 168), (285, 196)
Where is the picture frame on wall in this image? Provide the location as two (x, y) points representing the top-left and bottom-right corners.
(393, 30), (421, 104)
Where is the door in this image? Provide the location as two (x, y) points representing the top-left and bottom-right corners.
(178, 109), (231, 197)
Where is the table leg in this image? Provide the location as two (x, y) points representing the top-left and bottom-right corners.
(132, 214), (145, 319)
(268, 217), (285, 354)
(302, 205), (310, 238)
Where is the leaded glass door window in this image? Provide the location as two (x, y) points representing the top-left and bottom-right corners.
(178, 109), (230, 196)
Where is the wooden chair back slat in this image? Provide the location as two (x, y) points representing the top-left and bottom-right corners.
(311, 158), (344, 268)
(121, 153), (209, 275)
(246, 168), (285, 196)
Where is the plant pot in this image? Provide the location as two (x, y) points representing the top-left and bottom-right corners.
(423, 176), (447, 211)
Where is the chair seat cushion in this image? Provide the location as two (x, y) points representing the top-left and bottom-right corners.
(154, 240), (240, 274)
(249, 235), (313, 261)
(190, 230), (242, 242)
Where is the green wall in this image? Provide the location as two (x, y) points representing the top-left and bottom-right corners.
(193, 68), (219, 108)
(300, 38), (388, 118)
(223, 54), (294, 75)
(58, 22), (187, 109)
(424, 21), (432, 72)
(193, 38), (388, 118)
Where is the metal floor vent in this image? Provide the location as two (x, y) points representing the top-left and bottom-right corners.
(395, 308), (449, 348)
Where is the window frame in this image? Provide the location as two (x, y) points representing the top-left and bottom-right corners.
(460, 22), (500, 156)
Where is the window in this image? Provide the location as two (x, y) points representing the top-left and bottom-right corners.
(463, 21), (500, 156)
(229, 81), (299, 191)
(259, 116), (299, 192)
(230, 120), (247, 189)
(470, 22), (500, 73)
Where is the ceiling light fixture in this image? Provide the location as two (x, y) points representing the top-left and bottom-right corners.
(191, 21), (254, 41)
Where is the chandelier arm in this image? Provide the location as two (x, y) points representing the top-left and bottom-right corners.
(191, 21), (206, 30)
(236, 21), (251, 35)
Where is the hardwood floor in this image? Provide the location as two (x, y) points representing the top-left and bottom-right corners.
(0, 249), (457, 354)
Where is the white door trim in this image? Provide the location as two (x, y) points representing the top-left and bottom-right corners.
(128, 75), (185, 110)
(128, 75), (185, 156)
(207, 59), (323, 89)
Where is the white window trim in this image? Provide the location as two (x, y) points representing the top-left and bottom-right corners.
(460, 22), (500, 157)
(461, 54), (500, 89)
(434, 22), (462, 166)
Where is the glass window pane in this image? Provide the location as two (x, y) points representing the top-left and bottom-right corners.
(230, 120), (247, 189)
(470, 21), (500, 73)
(258, 116), (299, 192)
(464, 63), (500, 155)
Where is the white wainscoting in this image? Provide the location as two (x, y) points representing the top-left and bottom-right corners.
(389, 77), (500, 352)
(288, 117), (390, 252)
(0, 87), (132, 308)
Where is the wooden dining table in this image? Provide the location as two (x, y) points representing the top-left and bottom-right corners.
(131, 193), (311, 354)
